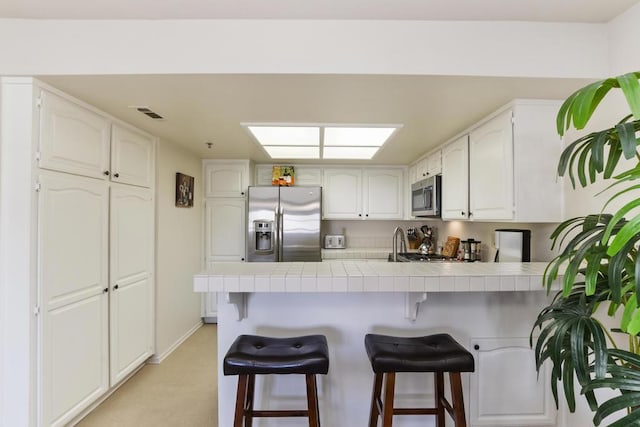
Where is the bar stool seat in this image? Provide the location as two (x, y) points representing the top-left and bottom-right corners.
(224, 334), (329, 427)
(365, 333), (474, 427)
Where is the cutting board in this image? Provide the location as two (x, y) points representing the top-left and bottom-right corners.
(442, 236), (460, 258)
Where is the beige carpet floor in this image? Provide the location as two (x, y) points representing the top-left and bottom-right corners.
(76, 324), (218, 427)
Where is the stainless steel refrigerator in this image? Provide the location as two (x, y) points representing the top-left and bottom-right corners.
(494, 229), (531, 262)
(247, 186), (322, 262)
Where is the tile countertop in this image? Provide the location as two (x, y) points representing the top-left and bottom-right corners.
(193, 261), (558, 293)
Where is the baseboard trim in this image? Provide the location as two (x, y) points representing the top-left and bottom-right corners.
(146, 320), (203, 365)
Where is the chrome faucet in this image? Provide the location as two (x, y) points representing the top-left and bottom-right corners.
(392, 227), (407, 262)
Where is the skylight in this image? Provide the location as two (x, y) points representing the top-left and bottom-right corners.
(244, 124), (401, 160)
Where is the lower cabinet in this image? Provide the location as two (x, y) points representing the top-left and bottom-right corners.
(202, 291), (218, 322)
(38, 172), (154, 426)
(470, 337), (556, 426)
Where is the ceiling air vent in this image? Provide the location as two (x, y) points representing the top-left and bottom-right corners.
(129, 105), (164, 120)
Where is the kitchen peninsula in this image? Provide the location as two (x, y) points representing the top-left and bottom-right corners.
(194, 261), (571, 427)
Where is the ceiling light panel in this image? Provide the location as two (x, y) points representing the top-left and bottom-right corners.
(323, 127), (397, 147)
(263, 146), (319, 159)
(322, 146), (380, 160)
(247, 125), (319, 146)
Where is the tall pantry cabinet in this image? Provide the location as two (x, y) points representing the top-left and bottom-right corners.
(3, 80), (156, 427)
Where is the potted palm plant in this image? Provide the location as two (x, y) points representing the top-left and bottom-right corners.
(532, 71), (640, 426)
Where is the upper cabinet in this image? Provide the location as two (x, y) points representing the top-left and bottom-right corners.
(440, 100), (563, 222)
(203, 160), (251, 198)
(38, 90), (155, 188)
(441, 135), (469, 220)
(110, 124), (155, 188)
(412, 150), (441, 184)
(469, 110), (514, 220)
(254, 164), (322, 186)
(39, 90), (111, 179)
(323, 167), (404, 220)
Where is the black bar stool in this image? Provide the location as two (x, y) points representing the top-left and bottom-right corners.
(364, 333), (474, 427)
(223, 334), (330, 427)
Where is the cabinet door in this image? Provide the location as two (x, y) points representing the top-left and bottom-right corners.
(408, 164), (418, 185)
(294, 166), (322, 186)
(202, 292), (218, 320)
(38, 172), (109, 427)
(469, 110), (514, 220)
(322, 168), (362, 219)
(205, 198), (246, 262)
(363, 168), (403, 219)
(204, 161), (249, 197)
(427, 150), (442, 175)
(109, 185), (154, 385)
(470, 337), (556, 426)
(415, 157), (429, 180)
(442, 135), (469, 220)
(254, 164), (273, 186)
(110, 124), (155, 188)
(38, 90), (111, 179)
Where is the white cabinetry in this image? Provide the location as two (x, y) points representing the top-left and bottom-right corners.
(470, 337), (556, 426)
(39, 91), (154, 188)
(109, 185), (154, 385)
(38, 172), (109, 427)
(205, 198), (246, 262)
(441, 100), (563, 222)
(110, 124), (155, 188)
(413, 150), (441, 183)
(204, 160), (251, 197)
(203, 160), (249, 321)
(255, 164), (322, 186)
(441, 135), (469, 220)
(323, 167), (404, 219)
(35, 86), (156, 426)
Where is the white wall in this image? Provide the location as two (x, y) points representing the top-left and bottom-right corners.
(608, 2), (640, 75)
(153, 139), (203, 361)
(0, 19), (608, 78)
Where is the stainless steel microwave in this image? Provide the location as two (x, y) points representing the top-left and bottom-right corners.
(411, 175), (441, 217)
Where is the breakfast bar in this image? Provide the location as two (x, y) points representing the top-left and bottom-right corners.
(194, 261), (575, 427)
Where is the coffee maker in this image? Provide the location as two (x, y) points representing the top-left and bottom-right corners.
(494, 229), (531, 262)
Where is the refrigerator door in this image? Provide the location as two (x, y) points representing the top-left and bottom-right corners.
(247, 186), (279, 262)
(279, 186), (322, 262)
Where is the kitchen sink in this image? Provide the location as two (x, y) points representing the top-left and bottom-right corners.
(388, 252), (454, 262)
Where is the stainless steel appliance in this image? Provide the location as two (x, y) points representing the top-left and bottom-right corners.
(494, 229), (531, 262)
(411, 175), (441, 217)
(247, 186), (322, 262)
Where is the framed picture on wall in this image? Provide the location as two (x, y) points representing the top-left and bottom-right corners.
(175, 172), (194, 207)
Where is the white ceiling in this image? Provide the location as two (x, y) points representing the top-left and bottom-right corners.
(1, 0), (637, 22)
(16, 0), (638, 165)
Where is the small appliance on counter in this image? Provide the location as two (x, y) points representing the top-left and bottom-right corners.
(324, 234), (346, 249)
(494, 229), (531, 262)
(461, 238), (481, 262)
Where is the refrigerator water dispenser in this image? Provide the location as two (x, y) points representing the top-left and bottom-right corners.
(254, 220), (273, 252)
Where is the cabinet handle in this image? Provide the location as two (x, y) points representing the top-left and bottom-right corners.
(366, 214), (369, 217)
(113, 173), (120, 178)
(114, 284), (119, 290)
(241, 192), (245, 196)
(103, 171), (110, 176)
(241, 257), (245, 261)
(358, 213), (362, 217)
(474, 344), (480, 350)
(468, 212), (473, 217)
(461, 211), (465, 216)
(103, 288), (109, 293)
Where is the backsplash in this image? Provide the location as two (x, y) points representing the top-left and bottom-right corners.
(322, 220), (560, 262)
